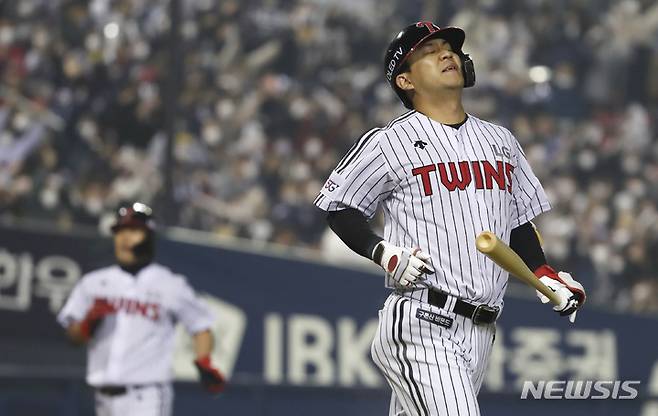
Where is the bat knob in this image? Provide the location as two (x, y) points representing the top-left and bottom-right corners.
(475, 231), (497, 253)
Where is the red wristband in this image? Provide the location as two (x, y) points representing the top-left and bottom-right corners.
(195, 355), (212, 368)
(534, 264), (558, 279)
(78, 320), (93, 341)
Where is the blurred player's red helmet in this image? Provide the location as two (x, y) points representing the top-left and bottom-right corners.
(384, 22), (476, 109)
(111, 202), (155, 233)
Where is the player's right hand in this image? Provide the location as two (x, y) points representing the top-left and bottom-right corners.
(79, 298), (116, 341)
(372, 241), (434, 287)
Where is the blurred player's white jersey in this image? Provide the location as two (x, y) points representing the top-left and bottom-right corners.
(315, 111), (551, 307)
(57, 263), (213, 386)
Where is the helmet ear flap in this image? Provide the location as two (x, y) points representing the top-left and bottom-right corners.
(460, 53), (476, 88)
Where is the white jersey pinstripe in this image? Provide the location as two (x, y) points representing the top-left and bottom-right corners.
(315, 110), (551, 308)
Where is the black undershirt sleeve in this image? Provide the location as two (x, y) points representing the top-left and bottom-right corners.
(326, 208), (383, 260)
(509, 221), (547, 272)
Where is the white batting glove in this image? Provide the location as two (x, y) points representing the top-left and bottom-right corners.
(371, 241), (434, 288)
(534, 266), (586, 323)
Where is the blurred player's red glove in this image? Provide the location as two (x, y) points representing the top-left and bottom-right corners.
(194, 356), (226, 393)
(79, 298), (116, 341)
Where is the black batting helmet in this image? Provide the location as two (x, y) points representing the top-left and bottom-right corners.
(384, 22), (476, 109)
(110, 202), (155, 233)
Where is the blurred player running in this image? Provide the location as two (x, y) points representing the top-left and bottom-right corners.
(58, 202), (225, 416)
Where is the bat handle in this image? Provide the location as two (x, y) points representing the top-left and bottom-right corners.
(475, 231), (563, 306)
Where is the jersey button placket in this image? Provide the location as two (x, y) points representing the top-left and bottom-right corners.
(453, 129), (466, 157)
(106, 277), (134, 382)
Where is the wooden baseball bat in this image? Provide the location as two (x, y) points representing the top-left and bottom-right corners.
(475, 231), (562, 305)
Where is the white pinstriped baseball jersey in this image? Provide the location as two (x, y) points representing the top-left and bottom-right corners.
(315, 110), (551, 307)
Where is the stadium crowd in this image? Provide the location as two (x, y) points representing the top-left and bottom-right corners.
(1, 0), (657, 312)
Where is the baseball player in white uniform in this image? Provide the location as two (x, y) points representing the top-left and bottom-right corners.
(314, 22), (586, 415)
(57, 202), (225, 416)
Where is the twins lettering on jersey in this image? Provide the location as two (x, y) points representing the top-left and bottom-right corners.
(412, 159), (515, 196)
(97, 296), (161, 321)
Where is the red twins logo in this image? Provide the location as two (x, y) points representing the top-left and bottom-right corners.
(412, 160), (515, 195)
(103, 297), (161, 321)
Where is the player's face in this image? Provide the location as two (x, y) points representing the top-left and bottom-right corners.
(401, 38), (464, 93)
(114, 227), (148, 265)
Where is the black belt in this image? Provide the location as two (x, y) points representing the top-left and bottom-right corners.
(427, 290), (499, 325)
(96, 384), (153, 396)
(97, 386), (127, 396)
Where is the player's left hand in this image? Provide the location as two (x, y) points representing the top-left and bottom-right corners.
(194, 355), (226, 393)
(534, 265), (586, 323)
